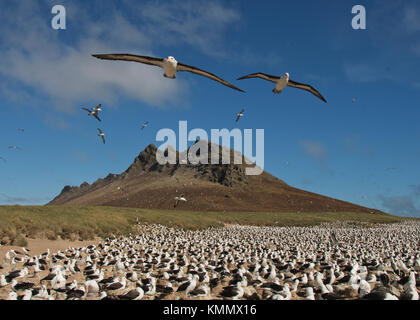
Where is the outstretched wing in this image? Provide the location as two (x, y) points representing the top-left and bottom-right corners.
(287, 80), (327, 103)
(237, 72), (280, 84)
(177, 63), (244, 93)
(93, 114), (102, 122)
(92, 54), (164, 68)
(82, 107), (91, 113)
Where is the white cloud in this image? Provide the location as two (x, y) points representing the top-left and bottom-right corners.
(134, 0), (241, 57)
(403, 6), (420, 32)
(344, 63), (392, 83)
(300, 140), (328, 162)
(0, 1), (189, 112)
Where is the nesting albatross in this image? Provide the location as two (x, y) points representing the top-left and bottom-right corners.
(92, 54), (244, 93)
(238, 72), (327, 103)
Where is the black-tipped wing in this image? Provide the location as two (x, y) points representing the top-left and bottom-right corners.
(92, 54), (164, 68)
(287, 80), (327, 103)
(93, 114), (102, 122)
(237, 73), (280, 84)
(82, 107), (91, 113)
(97, 128), (103, 134)
(177, 63), (244, 92)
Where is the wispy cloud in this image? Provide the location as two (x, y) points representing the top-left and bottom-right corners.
(0, 193), (50, 204)
(379, 194), (420, 217)
(0, 1), (188, 112)
(343, 135), (374, 157)
(72, 150), (93, 163)
(403, 6), (420, 32)
(344, 63), (392, 83)
(300, 140), (327, 162)
(134, 0), (241, 57)
(300, 140), (333, 175)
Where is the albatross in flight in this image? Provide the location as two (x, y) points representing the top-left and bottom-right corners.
(92, 54), (245, 93)
(174, 195), (187, 208)
(237, 72), (327, 103)
(235, 109), (245, 122)
(97, 128), (106, 144)
(141, 122), (149, 131)
(82, 104), (102, 122)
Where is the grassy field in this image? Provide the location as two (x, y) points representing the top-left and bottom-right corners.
(0, 205), (413, 245)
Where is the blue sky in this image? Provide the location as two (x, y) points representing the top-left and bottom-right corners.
(0, 0), (419, 217)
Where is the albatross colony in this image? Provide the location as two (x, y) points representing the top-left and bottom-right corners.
(0, 221), (419, 300)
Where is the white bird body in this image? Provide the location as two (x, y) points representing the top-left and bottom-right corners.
(85, 280), (100, 296)
(358, 279), (372, 298)
(8, 292), (18, 300)
(22, 289), (32, 300)
(163, 57), (178, 79)
(274, 73), (289, 93)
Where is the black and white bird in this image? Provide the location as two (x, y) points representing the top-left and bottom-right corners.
(92, 54), (244, 93)
(118, 287), (144, 300)
(82, 104), (102, 122)
(235, 109), (245, 122)
(238, 72), (327, 103)
(174, 194), (187, 208)
(97, 128), (106, 144)
(141, 122), (149, 131)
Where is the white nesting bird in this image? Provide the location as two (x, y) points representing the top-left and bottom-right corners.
(85, 280), (100, 297)
(358, 279), (372, 298)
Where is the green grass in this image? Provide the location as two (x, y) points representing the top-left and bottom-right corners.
(0, 205), (414, 244)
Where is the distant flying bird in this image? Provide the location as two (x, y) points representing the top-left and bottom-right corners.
(92, 54), (245, 93)
(386, 168), (397, 171)
(352, 98), (357, 103)
(97, 128), (106, 144)
(174, 194), (187, 208)
(8, 146), (21, 150)
(237, 72), (327, 103)
(235, 109), (245, 122)
(18, 128), (25, 133)
(82, 104), (102, 122)
(141, 122), (149, 130)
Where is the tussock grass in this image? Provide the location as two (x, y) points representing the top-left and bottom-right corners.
(0, 205), (411, 244)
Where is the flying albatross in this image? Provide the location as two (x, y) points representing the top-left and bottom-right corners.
(236, 109), (245, 122)
(97, 128), (106, 144)
(141, 122), (149, 131)
(92, 54), (245, 93)
(82, 104), (102, 122)
(237, 72), (327, 103)
(174, 194), (187, 208)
